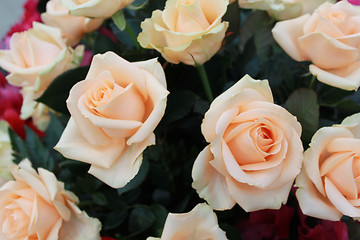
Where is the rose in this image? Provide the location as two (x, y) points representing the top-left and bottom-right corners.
(295, 112), (360, 221)
(147, 203), (228, 240)
(192, 75), (303, 212)
(55, 51), (169, 188)
(137, 0), (229, 65)
(272, 1), (360, 91)
(41, 0), (104, 46)
(348, 0), (360, 6)
(0, 22), (84, 119)
(0, 159), (101, 239)
(0, 121), (14, 186)
(60, 0), (134, 18)
(238, 0), (328, 20)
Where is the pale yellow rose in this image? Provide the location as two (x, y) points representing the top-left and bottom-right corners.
(0, 159), (101, 240)
(137, 0), (229, 65)
(0, 121), (14, 186)
(41, 0), (104, 46)
(60, 0), (134, 18)
(296, 113), (360, 221)
(0, 22), (84, 119)
(238, 0), (329, 20)
(147, 203), (228, 240)
(55, 51), (169, 188)
(272, 1), (360, 91)
(192, 75), (303, 212)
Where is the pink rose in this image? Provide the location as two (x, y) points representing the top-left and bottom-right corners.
(0, 160), (101, 239)
(296, 112), (360, 221)
(192, 75), (303, 211)
(272, 1), (360, 90)
(147, 203), (228, 240)
(55, 51), (169, 188)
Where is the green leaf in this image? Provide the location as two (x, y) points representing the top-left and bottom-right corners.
(92, 192), (108, 206)
(8, 128), (29, 163)
(162, 90), (198, 124)
(104, 209), (129, 230)
(127, 0), (149, 10)
(318, 84), (355, 106)
(44, 113), (66, 148)
(285, 88), (319, 143)
(37, 67), (89, 114)
(112, 10), (126, 31)
(128, 206), (156, 234)
(117, 159), (149, 196)
(150, 204), (168, 237)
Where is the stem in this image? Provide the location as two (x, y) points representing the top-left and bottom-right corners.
(195, 63), (213, 102)
(125, 23), (141, 50)
(309, 75), (317, 89)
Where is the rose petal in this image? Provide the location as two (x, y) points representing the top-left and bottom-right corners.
(88, 133), (156, 188)
(54, 117), (125, 168)
(192, 145), (236, 210)
(340, 112), (360, 138)
(272, 14), (310, 61)
(295, 170), (342, 221)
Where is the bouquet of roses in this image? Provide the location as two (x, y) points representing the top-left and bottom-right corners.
(0, 0), (360, 239)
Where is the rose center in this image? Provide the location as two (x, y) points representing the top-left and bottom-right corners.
(86, 74), (146, 122)
(1, 204), (29, 238)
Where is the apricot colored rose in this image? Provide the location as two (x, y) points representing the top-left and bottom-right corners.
(238, 0), (328, 20)
(41, 0), (104, 46)
(137, 0), (229, 65)
(296, 112), (360, 221)
(55, 51), (169, 188)
(0, 160), (101, 240)
(60, 0), (134, 18)
(146, 203), (228, 240)
(0, 22), (83, 119)
(192, 75), (303, 212)
(272, 1), (360, 91)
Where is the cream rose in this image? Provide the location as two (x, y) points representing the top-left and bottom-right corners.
(0, 22), (84, 119)
(272, 1), (360, 91)
(137, 0), (229, 65)
(192, 75), (303, 212)
(147, 203), (228, 240)
(296, 113), (360, 221)
(60, 0), (134, 18)
(238, 0), (328, 20)
(0, 121), (14, 186)
(41, 0), (104, 46)
(0, 159), (101, 240)
(55, 51), (169, 188)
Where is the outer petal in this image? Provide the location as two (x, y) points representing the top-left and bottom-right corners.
(160, 203), (228, 240)
(298, 32), (359, 69)
(309, 62), (360, 91)
(132, 58), (167, 88)
(272, 14), (310, 61)
(54, 118), (125, 168)
(295, 169), (342, 221)
(59, 210), (101, 240)
(340, 112), (360, 138)
(226, 176), (293, 212)
(192, 146), (236, 210)
(88, 133), (155, 188)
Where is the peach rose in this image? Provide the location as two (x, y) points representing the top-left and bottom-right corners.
(147, 203), (228, 240)
(238, 0), (328, 20)
(296, 113), (360, 221)
(0, 121), (14, 186)
(55, 51), (169, 188)
(41, 0), (104, 46)
(0, 22), (84, 119)
(137, 0), (229, 65)
(272, 1), (360, 91)
(192, 75), (303, 212)
(60, 0), (134, 18)
(0, 159), (101, 240)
